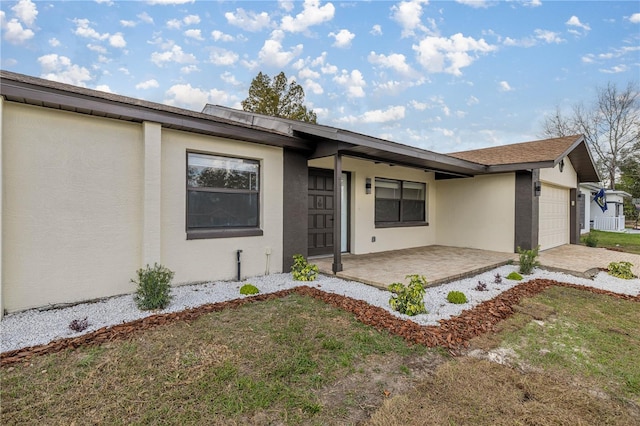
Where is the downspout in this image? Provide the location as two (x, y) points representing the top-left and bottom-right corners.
(332, 153), (343, 273)
(236, 249), (242, 281)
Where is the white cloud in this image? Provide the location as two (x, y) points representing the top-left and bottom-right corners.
(499, 80), (513, 91)
(258, 31), (303, 67)
(209, 47), (239, 66)
(281, 0), (335, 33)
(109, 32), (126, 48)
(455, 0), (490, 9)
(434, 127), (455, 137)
(211, 30), (234, 42)
(299, 67), (320, 79)
(524, 0), (542, 7)
(87, 43), (107, 54)
(600, 65), (628, 74)
(94, 84), (112, 93)
(180, 65), (200, 74)
(118, 67), (130, 75)
(338, 105), (405, 124)
(164, 83), (230, 110)
(279, 0), (294, 12)
(12, 0), (38, 26)
(73, 18), (109, 40)
(329, 29), (355, 48)
(413, 33), (497, 76)
(534, 29), (564, 44)
(391, 0), (429, 38)
(225, 8), (271, 32)
(37, 54), (92, 86)
(220, 71), (241, 85)
(166, 18), (182, 30)
(467, 95), (479, 105)
(183, 14), (200, 25)
(120, 20), (136, 28)
(185, 29), (204, 40)
(628, 13), (640, 24)
(136, 79), (159, 89)
(371, 24), (382, 35)
(303, 79), (323, 95)
(333, 69), (366, 98)
(368, 51), (417, 77)
(138, 12), (154, 24)
(2, 16), (35, 44)
(49, 37), (60, 47)
(410, 100), (428, 110)
(147, 0), (195, 4)
(565, 16), (591, 35)
(581, 54), (594, 63)
(151, 44), (197, 66)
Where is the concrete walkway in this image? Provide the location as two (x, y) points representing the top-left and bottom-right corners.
(314, 244), (640, 289)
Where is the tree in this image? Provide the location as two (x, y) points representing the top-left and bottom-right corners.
(241, 71), (317, 123)
(541, 82), (640, 189)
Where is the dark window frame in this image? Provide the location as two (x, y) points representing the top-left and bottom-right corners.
(374, 177), (428, 228)
(186, 151), (263, 240)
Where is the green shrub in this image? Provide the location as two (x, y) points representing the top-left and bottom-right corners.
(132, 263), (174, 310)
(240, 284), (260, 295)
(291, 254), (319, 281)
(607, 261), (635, 279)
(506, 271), (523, 281)
(517, 246), (540, 274)
(446, 291), (468, 304)
(388, 275), (428, 316)
(583, 233), (598, 248)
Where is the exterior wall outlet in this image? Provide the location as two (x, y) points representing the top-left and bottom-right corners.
(371, 236), (376, 242)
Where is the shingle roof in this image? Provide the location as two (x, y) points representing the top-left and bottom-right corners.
(448, 135), (583, 166)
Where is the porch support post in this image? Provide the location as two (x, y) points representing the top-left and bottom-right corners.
(332, 153), (343, 273)
(514, 169), (539, 251)
(569, 187), (579, 244)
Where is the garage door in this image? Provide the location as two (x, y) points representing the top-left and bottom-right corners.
(538, 184), (569, 250)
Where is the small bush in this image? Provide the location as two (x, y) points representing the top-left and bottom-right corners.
(583, 233), (598, 248)
(494, 273), (503, 284)
(240, 284), (260, 295)
(132, 263), (174, 310)
(388, 275), (428, 316)
(474, 281), (488, 291)
(517, 246), (541, 274)
(69, 317), (89, 332)
(447, 291), (468, 304)
(608, 261), (635, 279)
(291, 254), (319, 281)
(506, 271), (523, 281)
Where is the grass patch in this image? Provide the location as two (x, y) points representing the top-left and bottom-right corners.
(370, 285), (640, 425)
(1, 294), (435, 425)
(582, 230), (640, 254)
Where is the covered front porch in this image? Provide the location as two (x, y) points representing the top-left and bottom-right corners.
(313, 245), (514, 289)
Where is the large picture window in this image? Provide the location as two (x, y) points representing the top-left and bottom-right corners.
(375, 178), (427, 227)
(187, 152), (261, 239)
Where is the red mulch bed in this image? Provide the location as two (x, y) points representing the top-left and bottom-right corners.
(2, 279), (639, 366)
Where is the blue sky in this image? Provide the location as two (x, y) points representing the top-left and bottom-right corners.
(1, 0), (639, 153)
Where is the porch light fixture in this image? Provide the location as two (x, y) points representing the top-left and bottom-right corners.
(365, 178), (372, 194)
(534, 181), (542, 197)
(559, 158), (565, 173)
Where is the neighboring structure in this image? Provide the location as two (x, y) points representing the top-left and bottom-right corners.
(579, 183), (631, 233)
(0, 71), (600, 315)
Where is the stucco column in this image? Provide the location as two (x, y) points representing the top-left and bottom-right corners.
(333, 153), (343, 273)
(143, 121), (162, 267)
(0, 96), (4, 319)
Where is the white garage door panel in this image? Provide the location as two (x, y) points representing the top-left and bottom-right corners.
(539, 184), (569, 250)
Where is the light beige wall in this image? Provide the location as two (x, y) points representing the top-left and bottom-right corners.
(309, 157), (436, 254)
(160, 130), (283, 283)
(2, 103), (144, 312)
(540, 157), (577, 188)
(435, 173), (515, 252)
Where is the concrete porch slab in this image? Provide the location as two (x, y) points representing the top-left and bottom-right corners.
(313, 245), (514, 289)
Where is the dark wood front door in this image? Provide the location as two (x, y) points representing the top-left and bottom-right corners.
(308, 169), (334, 256)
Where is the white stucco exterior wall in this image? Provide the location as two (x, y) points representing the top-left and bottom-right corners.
(2, 103), (144, 312)
(308, 157), (436, 254)
(435, 173), (515, 253)
(143, 122), (162, 266)
(160, 130), (284, 284)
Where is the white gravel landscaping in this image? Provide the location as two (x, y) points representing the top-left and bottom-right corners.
(1, 265), (638, 354)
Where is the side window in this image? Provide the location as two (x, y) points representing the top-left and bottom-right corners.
(375, 178), (427, 227)
(186, 152), (261, 239)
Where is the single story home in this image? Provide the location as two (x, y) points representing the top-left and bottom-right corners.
(0, 71), (600, 315)
(579, 183), (631, 233)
